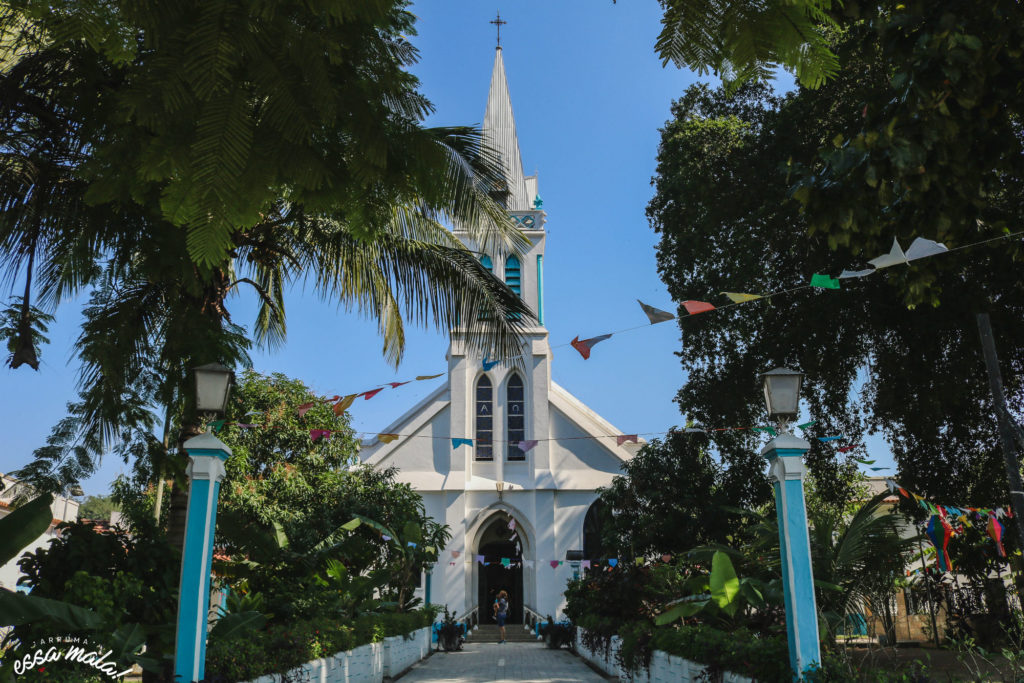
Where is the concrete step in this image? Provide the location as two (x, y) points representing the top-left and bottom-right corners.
(467, 624), (541, 643)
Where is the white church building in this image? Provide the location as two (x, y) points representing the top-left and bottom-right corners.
(360, 46), (640, 624)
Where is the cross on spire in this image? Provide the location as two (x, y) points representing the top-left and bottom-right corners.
(490, 11), (507, 47)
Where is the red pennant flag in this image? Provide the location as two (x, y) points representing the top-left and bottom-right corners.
(683, 300), (715, 315)
(616, 434), (638, 446)
(838, 444), (859, 453)
(387, 381), (410, 389)
(297, 402), (315, 417)
(550, 561), (559, 569)
(570, 334), (613, 360)
(361, 388), (384, 400)
(661, 554), (672, 563)
(310, 429), (331, 442)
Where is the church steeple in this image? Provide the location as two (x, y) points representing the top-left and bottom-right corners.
(484, 48), (531, 211)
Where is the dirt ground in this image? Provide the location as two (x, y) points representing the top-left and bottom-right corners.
(837, 644), (1024, 682)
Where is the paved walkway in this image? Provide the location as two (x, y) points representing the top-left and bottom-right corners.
(397, 642), (611, 682)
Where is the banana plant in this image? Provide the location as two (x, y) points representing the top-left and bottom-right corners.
(655, 551), (771, 624)
(0, 492), (55, 566)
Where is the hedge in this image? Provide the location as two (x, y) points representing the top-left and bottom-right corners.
(205, 609), (436, 682)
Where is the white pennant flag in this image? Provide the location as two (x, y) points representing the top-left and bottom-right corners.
(905, 237), (949, 261)
(868, 238), (908, 269)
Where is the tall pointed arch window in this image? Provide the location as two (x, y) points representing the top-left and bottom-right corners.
(475, 375), (493, 460)
(504, 256), (521, 295)
(507, 373), (526, 460)
(504, 255), (521, 320)
(478, 255), (493, 321)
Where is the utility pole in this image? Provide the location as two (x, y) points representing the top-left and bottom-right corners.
(976, 313), (1024, 553)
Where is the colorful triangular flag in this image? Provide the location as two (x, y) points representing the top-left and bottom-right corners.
(362, 388), (384, 400)
(482, 356), (499, 371)
(387, 381), (410, 389)
(721, 292), (762, 304)
(637, 300), (675, 324)
(518, 440), (539, 453)
(297, 402), (315, 417)
(452, 438), (473, 449)
(333, 394), (357, 416)
(377, 433), (399, 444)
(616, 434), (638, 446)
(810, 273), (840, 289)
(570, 334), (612, 360)
(683, 300), (715, 315)
(416, 374), (444, 381)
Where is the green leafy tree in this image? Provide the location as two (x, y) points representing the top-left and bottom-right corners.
(203, 370), (450, 619)
(648, 78), (1023, 507)
(792, 1), (1024, 282)
(78, 494), (119, 521)
(597, 429), (771, 559)
(652, 0), (841, 89)
(2, 0), (536, 496)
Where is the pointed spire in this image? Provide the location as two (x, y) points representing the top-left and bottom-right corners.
(483, 48), (529, 210)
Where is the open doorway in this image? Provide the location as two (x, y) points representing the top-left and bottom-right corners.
(476, 516), (523, 624)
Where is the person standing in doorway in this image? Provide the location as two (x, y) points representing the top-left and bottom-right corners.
(494, 590), (509, 643)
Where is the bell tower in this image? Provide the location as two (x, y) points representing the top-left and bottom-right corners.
(448, 45), (552, 489)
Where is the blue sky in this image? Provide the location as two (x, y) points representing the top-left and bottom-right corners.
(0, 1), (893, 495)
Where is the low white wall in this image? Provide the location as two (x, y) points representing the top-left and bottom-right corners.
(575, 628), (753, 683)
(246, 626), (430, 683)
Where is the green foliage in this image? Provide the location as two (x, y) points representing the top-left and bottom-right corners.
(0, 296), (52, 370)
(653, 0), (841, 89)
(648, 76), (1024, 507)
(0, 492), (53, 566)
(2, 521), (179, 679)
(794, 1), (1024, 288)
(208, 370), (450, 620)
(204, 609), (436, 682)
(77, 494), (119, 521)
(597, 429), (770, 559)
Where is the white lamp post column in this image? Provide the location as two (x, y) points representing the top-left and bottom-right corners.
(173, 432), (232, 683)
(760, 367), (820, 677)
(763, 433), (820, 676)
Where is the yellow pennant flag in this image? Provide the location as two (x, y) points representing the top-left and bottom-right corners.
(416, 373), (444, 381)
(333, 394), (357, 416)
(377, 433), (399, 444)
(721, 292), (762, 304)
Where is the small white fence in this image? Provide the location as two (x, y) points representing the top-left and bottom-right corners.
(575, 628), (754, 683)
(245, 626), (431, 683)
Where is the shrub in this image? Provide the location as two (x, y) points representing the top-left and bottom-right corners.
(204, 608), (437, 682)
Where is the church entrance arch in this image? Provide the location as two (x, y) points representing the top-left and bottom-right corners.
(476, 516), (524, 624)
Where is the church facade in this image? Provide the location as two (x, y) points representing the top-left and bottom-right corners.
(360, 47), (639, 623)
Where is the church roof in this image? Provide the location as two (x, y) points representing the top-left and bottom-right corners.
(484, 48), (531, 211)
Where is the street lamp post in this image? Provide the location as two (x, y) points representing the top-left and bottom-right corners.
(425, 560), (436, 607)
(760, 368), (820, 678)
(174, 363), (233, 683)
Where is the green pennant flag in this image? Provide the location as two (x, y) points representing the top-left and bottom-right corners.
(797, 420), (817, 430)
(209, 419), (226, 434)
(752, 426), (778, 437)
(810, 273), (840, 289)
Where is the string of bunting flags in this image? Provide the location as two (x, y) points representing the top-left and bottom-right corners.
(883, 478), (1013, 572)
(205, 232), (1023, 431)
(566, 231), (1023, 361)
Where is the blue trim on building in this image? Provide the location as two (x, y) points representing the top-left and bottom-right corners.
(536, 255), (544, 325)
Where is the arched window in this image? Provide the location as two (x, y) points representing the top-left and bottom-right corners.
(475, 375), (493, 460)
(506, 374), (525, 460)
(478, 255), (493, 321)
(583, 501), (606, 564)
(504, 256), (521, 295)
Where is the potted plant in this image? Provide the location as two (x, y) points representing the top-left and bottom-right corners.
(540, 615), (576, 650)
(436, 607), (463, 652)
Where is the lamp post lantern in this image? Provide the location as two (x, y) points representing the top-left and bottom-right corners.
(496, 480), (504, 501)
(194, 363), (234, 414)
(760, 367), (820, 678)
(174, 364), (233, 683)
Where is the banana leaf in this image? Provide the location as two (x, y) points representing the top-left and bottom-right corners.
(0, 493), (54, 566)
